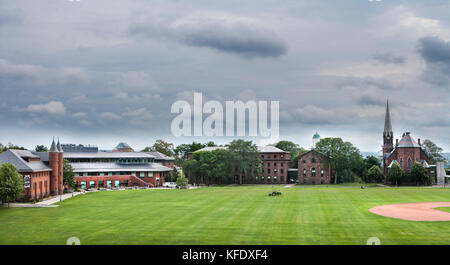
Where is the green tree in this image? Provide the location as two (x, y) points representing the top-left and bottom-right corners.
(409, 162), (429, 186)
(176, 174), (189, 188)
(166, 167), (180, 182)
(182, 159), (199, 184)
(366, 165), (384, 183)
(0, 142), (27, 154)
(422, 139), (446, 164)
(35, 145), (48, 152)
(314, 137), (363, 184)
(228, 139), (261, 185)
(387, 162), (404, 187)
(174, 142), (208, 166)
(63, 159), (76, 189)
(0, 163), (24, 207)
(274, 141), (308, 168)
(142, 139), (174, 157)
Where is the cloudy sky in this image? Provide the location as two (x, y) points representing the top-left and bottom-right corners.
(0, 0), (449, 152)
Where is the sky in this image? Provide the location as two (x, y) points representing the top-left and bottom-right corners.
(0, 0), (449, 152)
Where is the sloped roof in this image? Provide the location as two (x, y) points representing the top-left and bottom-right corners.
(0, 150), (52, 172)
(144, 151), (175, 161)
(64, 152), (155, 159)
(398, 132), (421, 148)
(70, 162), (172, 172)
(194, 145), (288, 153)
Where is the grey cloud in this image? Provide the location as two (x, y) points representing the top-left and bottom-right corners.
(417, 36), (450, 86)
(373, 53), (406, 64)
(0, 8), (23, 27)
(128, 14), (287, 59)
(357, 92), (385, 106)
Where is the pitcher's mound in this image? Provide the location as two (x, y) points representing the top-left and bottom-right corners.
(369, 202), (450, 221)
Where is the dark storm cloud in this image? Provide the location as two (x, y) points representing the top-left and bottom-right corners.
(373, 53), (406, 64)
(128, 14), (287, 59)
(417, 36), (450, 86)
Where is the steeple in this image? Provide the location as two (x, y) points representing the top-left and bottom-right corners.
(49, 137), (58, 152)
(56, 138), (63, 152)
(384, 100), (392, 136)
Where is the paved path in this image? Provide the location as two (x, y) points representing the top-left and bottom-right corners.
(369, 202), (450, 221)
(284, 184), (295, 188)
(2, 191), (86, 208)
(36, 192), (85, 205)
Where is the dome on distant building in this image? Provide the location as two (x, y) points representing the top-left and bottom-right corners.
(113, 142), (134, 152)
(312, 132), (321, 148)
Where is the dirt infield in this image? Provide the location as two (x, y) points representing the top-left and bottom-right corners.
(369, 202), (450, 221)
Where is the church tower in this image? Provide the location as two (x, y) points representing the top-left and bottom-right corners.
(382, 100), (393, 173)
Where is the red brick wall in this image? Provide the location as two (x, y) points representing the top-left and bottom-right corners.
(20, 171), (51, 201)
(49, 152), (60, 195)
(258, 152), (290, 184)
(298, 151), (331, 185)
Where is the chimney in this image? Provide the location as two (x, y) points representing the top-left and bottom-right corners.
(418, 138), (421, 146)
(395, 139), (398, 147)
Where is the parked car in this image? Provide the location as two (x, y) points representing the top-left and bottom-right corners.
(163, 182), (177, 188)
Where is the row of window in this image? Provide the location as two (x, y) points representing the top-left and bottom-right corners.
(260, 154), (285, 159)
(75, 172), (154, 177)
(254, 176), (284, 182)
(262, 168), (285, 174)
(264, 162), (285, 167)
(302, 168), (324, 177)
(67, 158), (154, 164)
(301, 158), (318, 164)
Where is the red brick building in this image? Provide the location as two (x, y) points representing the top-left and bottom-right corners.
(382, 101), (431, 184)
(297, 150), (331, 185)
(63, 149), (173, 189)
(0, 139), (64, 201)
(0, 140), (174, 201)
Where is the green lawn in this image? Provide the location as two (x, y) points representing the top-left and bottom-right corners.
(0, 185), (449, 245)
(436, 207), (450, 213)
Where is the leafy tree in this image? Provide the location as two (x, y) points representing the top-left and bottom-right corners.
(0, 143), (27, 154)
(165, 167), (180, 182)
(176, 174), (188, 188)
(228, 139), (261, 185)
(314, 137), (364, 184)
(142, 139), (174, 157)
(212, 149), (234, 184)
(182, 159), (199, 184)
(274, 141), (308, 168)
(0, 163), (24, 207)
(174, 142), (208, 166)
(366, 165), (384, 183)
(422, 139), (446, 164)
(409, 162), (429, 185)
(35, 145), (48, 152)
(387, 162), (404, 187)
(63, 159), (76, 189)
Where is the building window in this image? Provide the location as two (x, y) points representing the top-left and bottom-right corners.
(311, 158), (316, 163)
(274, 155), (277, 158)
(281, 154), (284, 158)
(303, 160), (306, 164)
(274, 162), (277, 166)
(281, 163), (284, 167)
(321, 169), (324, 177)
(303, 169), (306, 176)
(312, 168), (316, 177)
(407, 158), (412, 169)
(148, 172), (154, 178)
(268, 169), (271, 174)
(140, 172), (145, 177)
(281, 169), (284, 173)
